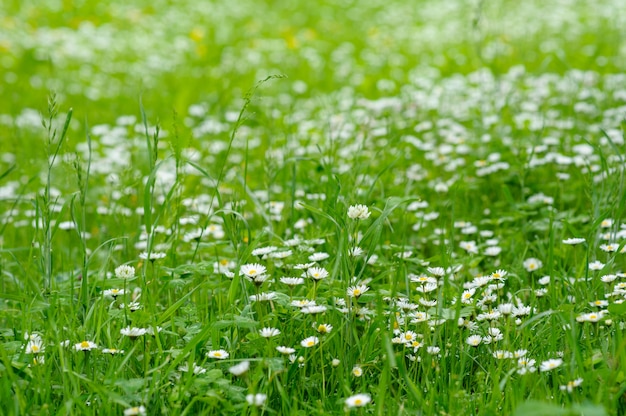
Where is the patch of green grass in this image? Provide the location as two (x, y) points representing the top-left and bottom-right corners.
(1, 0), (626, 415)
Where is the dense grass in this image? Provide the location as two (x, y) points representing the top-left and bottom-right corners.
(1, 0), (626, 415)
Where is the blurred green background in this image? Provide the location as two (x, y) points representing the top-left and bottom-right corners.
(1, 0), (624, 123)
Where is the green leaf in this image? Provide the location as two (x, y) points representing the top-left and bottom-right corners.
(514, 401), (607, 416)
(513, 401), (569, 416)
(204, 369), (224, 381)
(114, 378), (147, 393)
(0, 164), (15, 182)
(157, 286), (199, 325)
(608, 302), (626, 315)
(212, 316), (259, 330)
(570, 402), (608, 416)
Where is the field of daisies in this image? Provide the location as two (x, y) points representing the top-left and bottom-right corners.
(1, 0), (626, 415)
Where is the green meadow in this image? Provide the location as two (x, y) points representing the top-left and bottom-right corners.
(1, 0), (626, 414)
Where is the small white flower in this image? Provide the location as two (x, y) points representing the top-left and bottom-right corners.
(347, 284), (369, 298)
(492, 350), (512, 359)
(103, 288), (125, 298)
(178, 362), (206, 375)
(461, 288), (476, 304)
(259, 327), (281, 338)
(115, 265), (135, 279)
(599, 243), (618, 252)
(251, 246), (277, 256)
(537, 275), (550, 285)
(427, 346), (441, 355)
(228, 360), (250, 376)
(399, 331), (418, 343)
(348, 204), (371, 220)
(24, 332), (43, 343)
(523, 257), (543, 272)
(145, 326), (162, 336)
(120, 327), (147, 338)
(427, 267), (445, 277)
(517, 357), (537, 374)
(307, 267), (329, 281)
(466, 335), (482, 347)
(588, 260), (605, 271)
(315, 323), (333, 334)
(301, 305), (328, 314)
(560, 378), (583, 393)
(246, 393), (267, 407)
(240, 263), (266, 278)
(575, 311), (605, 323)
(206, 349), (229, 359)
(600, 218), (613, 228)
(102, 348), (124, 355)
(514, 350), (528, 358)
(460, 240), (478, 254)
(74, 340), (98, 351)
(249, 292), (277, 302)
(490, 269), (508, 280)
(139, 251), (166, 261)
(123, 406), (146, 416)
(276, 346), (296, 355)
(590, 300), (609, 307)
(280, 277), (304, 286)
(291, 299), (316, 308)
(300, 336), (319, 348)
(25, 339), (45, 354)
(484, 246), (502, 256)
(539, 358), (563, 372)
(308, 252), (330, 262)
(345, 393), (371, 408)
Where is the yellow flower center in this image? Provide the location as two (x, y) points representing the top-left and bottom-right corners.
(214, 352), (222, 357)
(355, 399), (362, 405)
(32, 345), (40, 352)
(81, 341), (90, 348)
(307, 341), (315, 347)
(353, 289), (361, 296)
